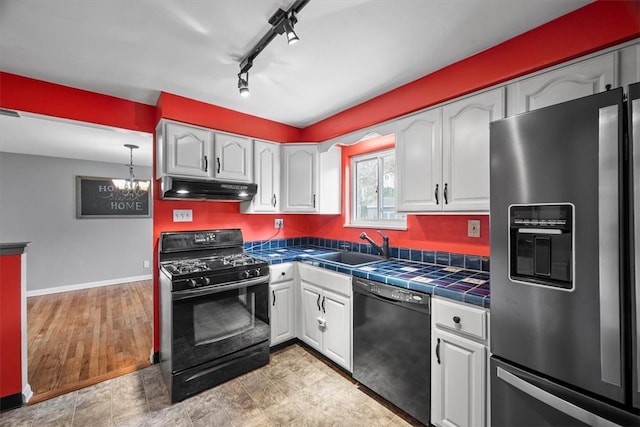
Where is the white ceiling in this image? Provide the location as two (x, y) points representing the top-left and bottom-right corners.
(0, 0), (592, 164)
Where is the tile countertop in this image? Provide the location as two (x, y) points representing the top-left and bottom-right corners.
(249, 246), (490, 309)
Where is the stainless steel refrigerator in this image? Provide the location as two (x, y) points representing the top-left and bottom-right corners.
(489, 83), (640, 426)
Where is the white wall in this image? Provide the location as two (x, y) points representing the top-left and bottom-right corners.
(0, 152), (153, 294)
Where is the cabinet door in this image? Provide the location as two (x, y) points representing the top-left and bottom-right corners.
(318, 145), (342, 214)
(252, 140), (281, 212)
(442, 88), (504, 212)
(431, 328), (486, 427)
(396, 109), (442, 212)
(282, 145), (318, 212)
(213, 133), (253, 182)
(269, 281), (295, 346)
(299, 281), (322, 352)
(321, 289), (351, 371)
(165, 122), (213, 178)
(511, 52), (617, 114)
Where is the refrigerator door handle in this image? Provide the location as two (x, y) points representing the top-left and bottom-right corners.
(496, 366), (621, 427)
(598, 104), (622, 387)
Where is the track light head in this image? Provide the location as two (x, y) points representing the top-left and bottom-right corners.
(284, 19), (299, 45)
(238, 72), (249, 97)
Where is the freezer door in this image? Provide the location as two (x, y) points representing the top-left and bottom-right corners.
(490, 88), (626, 403)
(630, 82), (640, 410)
(491, 357), (640, 427)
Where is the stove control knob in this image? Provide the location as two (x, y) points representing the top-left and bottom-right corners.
(253, 268), (261, 277)
(240, 270), (250, 280)
(202, 277), (211, 286)
(187, 278), (198, 288)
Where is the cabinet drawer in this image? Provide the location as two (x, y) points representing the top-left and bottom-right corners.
(298, 263), (352, 296)
(432, 298), (487, 341)
(269, 263), (295, 284)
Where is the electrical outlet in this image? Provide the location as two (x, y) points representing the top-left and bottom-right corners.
(143, 260), (150, 268)
(274, 218), (284, 229)
(173, 209), (193, 222)
(468, 220), (481, 238)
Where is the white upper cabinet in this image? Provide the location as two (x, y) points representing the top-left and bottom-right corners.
(213, 132), (253, 182)
(508, 52), (617, 115)
(396, 88), (504, 212)
(163, 121), (213, 178)
(442, 88), (504, 211)
(157, 119), (252, 182)
(396, 109), (442, 212)
(241, 140), (281, 213)
(282, 144), (319, 212)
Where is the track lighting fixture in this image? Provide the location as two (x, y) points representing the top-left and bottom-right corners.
(238, 72), (250, 97)
(236, 0), (310, 95)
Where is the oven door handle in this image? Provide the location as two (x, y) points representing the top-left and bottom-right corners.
(172, 276), (268, 301)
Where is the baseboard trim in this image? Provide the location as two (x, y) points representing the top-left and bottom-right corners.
(0, 392), (23, 412)
(22, 383), (33, 404)
(26, 275), (153, 297)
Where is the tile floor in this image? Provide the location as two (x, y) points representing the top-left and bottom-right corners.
(0, 343), (423, 426)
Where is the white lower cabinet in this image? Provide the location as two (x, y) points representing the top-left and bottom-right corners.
(431, 297), (489, 427)
(269, 264), (296, 347)
(298, 263), (352, 371)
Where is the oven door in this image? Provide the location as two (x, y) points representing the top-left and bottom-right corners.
(171, 276), (270, 373)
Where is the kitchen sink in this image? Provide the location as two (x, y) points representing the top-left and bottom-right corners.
(314, 251), (384, 266)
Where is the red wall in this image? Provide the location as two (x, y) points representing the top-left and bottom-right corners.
(0, 255), (23, 398)
(156, 92), (302, 143)
(0, 72), (156, 133)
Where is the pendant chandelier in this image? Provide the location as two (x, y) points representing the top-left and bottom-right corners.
(112, 144), (150, 192)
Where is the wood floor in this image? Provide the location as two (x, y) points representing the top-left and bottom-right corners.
(26, 280), (153, 404)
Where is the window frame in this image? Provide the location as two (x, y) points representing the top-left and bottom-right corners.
(349, 148), (406, 230)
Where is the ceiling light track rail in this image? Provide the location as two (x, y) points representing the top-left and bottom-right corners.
(237, 0), (310, 96)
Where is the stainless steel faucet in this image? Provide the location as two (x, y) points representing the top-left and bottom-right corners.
(359, 231), (389, 258)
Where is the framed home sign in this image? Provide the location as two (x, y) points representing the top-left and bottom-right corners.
(76, 176), (151, 218)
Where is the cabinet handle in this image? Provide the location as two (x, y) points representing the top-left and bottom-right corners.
(435, 184), (439, 205)
(321, 296), (325, 313)
(453, 316), (460, 324)
(273, 194), (277, 208)
(204, 155), (208, 172)
(316, 294), (321, 311)
(313, 194), (316, 208)
(216, 157), (221, 174)
(444, 183), (448, 204)
(436, 338), (441, 364)
(272, 290), (276, 306)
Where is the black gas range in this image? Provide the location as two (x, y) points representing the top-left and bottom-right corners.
(158, 229), (270, 403)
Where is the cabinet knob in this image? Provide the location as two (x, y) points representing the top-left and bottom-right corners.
(453, 316), (461, 324)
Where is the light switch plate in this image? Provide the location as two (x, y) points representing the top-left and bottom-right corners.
(468, 220), (481, 238)
(173, 209), (193, 222)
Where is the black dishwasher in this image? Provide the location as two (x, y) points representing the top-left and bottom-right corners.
(352, 277), (430, 426)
